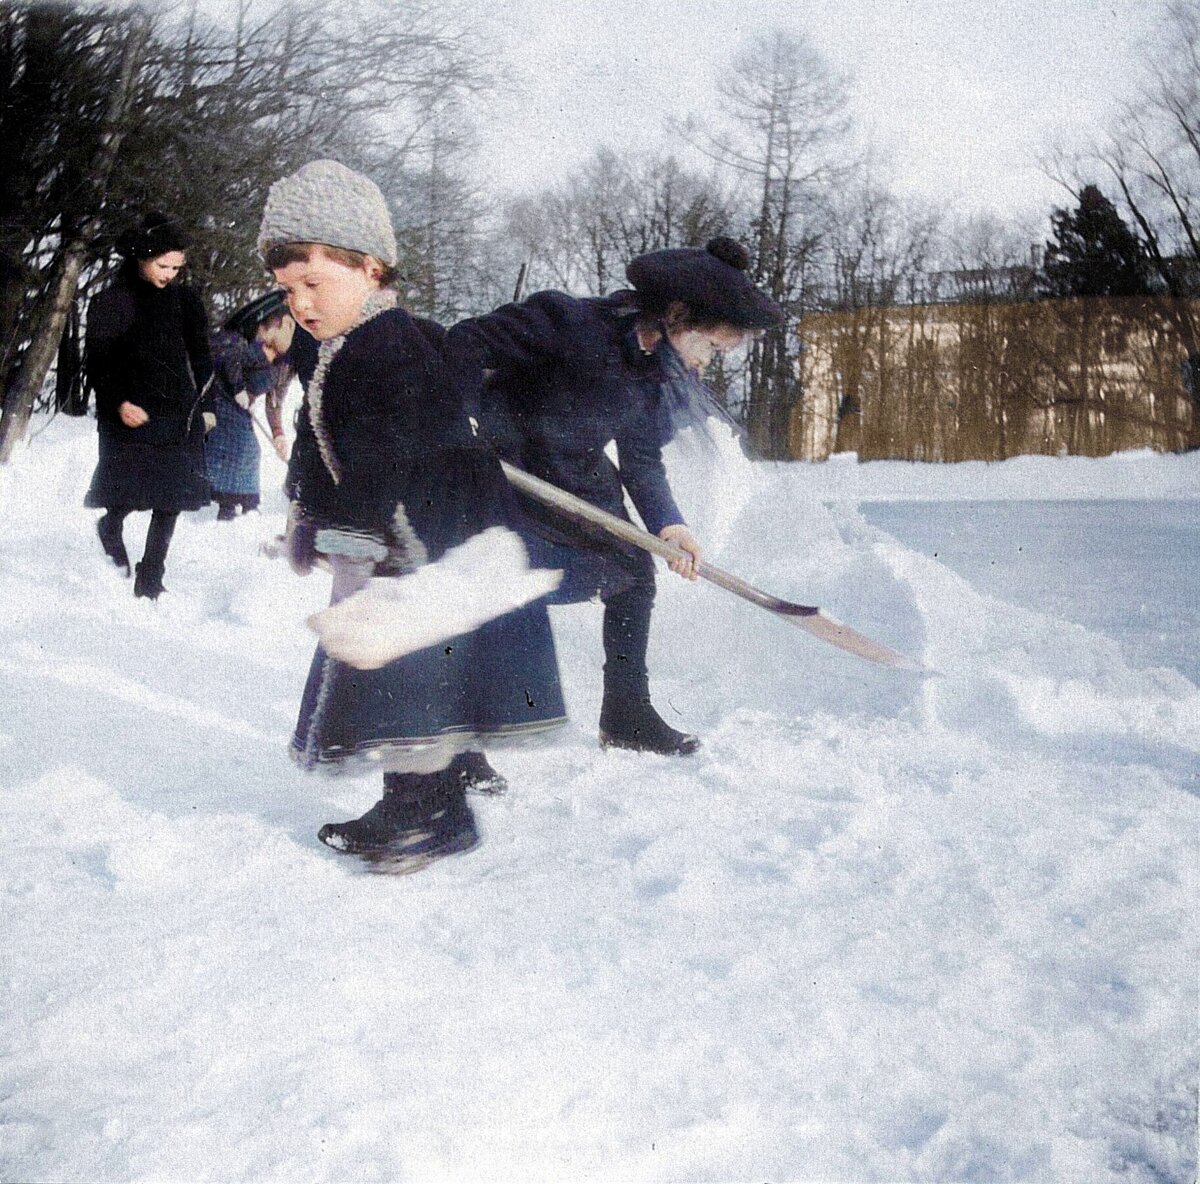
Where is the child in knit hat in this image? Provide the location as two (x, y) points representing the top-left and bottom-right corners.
(259, 160), (565, 872)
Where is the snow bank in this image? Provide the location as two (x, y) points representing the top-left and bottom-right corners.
(778, 446), (1200, 503)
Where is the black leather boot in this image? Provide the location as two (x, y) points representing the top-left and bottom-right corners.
(318, 772), (480, 871)
(599, 685), (700, 756)
(598, 573), (697, 754)
(134, 511), (177, 599)
(133, 561), (166, 600)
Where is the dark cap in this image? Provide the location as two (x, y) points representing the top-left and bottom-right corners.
(625, 237), (783, 329)
(224, 289), (290, 339)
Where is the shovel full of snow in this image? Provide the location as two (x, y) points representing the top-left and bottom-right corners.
(501, 461), (922, 672)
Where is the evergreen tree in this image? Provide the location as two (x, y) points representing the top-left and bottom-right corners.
(1039, 184), (1151, 298)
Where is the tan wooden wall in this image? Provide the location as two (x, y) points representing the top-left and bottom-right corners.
(792, 297), (1199, 460)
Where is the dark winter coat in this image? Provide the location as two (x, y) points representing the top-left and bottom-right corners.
(205, 329), (274, 496)
(451, 290), (684, 530)
(84, 264), (214, 512)
(285, 303), (566, 775)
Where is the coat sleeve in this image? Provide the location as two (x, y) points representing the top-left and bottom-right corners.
(330, 320), (459, 535)
(614, 411), (685, 535)
(264, 364), (291, 438)
(285, 400), (337, 517)
(209, 331), (241, 402)
(85, 285), (135, 421)
(241, 340), (276, 399)
(449, 291), (578, 375)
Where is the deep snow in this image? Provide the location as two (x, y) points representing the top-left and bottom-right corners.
(1, 414), (1196, 1183)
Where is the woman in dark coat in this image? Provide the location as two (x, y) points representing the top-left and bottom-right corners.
(85, 212), (214, 599)
(449, 237), (782, 756)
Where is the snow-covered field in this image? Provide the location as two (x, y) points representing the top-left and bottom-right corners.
(1, 414), (1197, 1184)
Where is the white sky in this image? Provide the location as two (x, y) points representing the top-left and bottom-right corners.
(473, 0), (1166, 223)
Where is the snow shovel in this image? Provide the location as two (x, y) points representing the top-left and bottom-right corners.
(500, 460), (923, 671)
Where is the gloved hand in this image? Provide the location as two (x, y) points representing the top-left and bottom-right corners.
(234, 391), (251, 410)
(202, 412), (217, 433)
(286, 501), (317, 576)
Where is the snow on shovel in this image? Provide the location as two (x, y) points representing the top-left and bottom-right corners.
(308, 526), (561, 670)
(500, 461), (923, 672)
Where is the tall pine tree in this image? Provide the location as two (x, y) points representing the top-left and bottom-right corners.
(1039, 184), (1151, 298)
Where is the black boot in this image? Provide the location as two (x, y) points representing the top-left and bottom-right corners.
(598, 570), (697, 754)
(449, 751), (508, 796)
(96, 513), (131, 576)
(215, 495), (238, 521)
(318, 772), (480, 872)
(599, 687), (700, 756)
(133, 561), (166, 600)
(134, 511), (177, 599)
(317, 790), (412, 853)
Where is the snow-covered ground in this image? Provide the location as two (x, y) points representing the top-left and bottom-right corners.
(1, 414), (1196, 1184)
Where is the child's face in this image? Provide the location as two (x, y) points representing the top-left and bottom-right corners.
(272, 246), (380, 341)
(256, 315), (294, 362)
(666, 322), (751, 373)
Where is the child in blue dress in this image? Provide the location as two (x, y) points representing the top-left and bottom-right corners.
(259, 160), (565, 871)
(206, 290), (294, 518)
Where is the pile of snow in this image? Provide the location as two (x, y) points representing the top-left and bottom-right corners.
(1, 414), (1195, 1183)
(778, 446), (1200, 503)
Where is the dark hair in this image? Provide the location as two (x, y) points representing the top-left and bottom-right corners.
(118, 211), (190, 261)
(262, 241), (399, 287)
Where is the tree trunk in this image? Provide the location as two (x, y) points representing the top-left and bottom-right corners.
(0, 7), (149, 465)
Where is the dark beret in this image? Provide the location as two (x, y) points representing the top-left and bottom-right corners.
(224, 289), (290, 339)
(625, 236), (783, 329)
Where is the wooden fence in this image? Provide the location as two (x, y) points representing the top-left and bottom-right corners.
(792, 297), (1200, 460)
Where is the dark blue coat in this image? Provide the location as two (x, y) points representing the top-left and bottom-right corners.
(285, 306), (565, 774)
(450, 291), (685, 536)
(287, 308), (480, 547)
(84, 265), (214, 512)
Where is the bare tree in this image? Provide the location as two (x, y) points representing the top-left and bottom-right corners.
(0, 2), (147, 463)
(811, 183), (940, 457)
(679, 28), (857, 457)
(390, 90), (496, 323)
(0, 0), (500, 462)
(1051, 0), (1200, 444)
(940, 213), (1041, 304)
(498, 147), (733, 300)
(0, 2), (129, 396)
(106, 0), (498, 306)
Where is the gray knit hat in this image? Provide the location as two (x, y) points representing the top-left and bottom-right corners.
(258, 159), (397, 266)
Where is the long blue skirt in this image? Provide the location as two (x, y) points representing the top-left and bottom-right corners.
(292, 564), (566, 777)
(205, 397), (261, 496)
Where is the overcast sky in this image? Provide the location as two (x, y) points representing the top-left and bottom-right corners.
(472, 0), (1166, 224)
